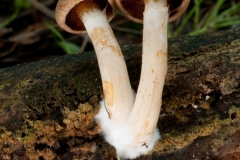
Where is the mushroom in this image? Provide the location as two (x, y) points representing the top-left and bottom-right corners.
(115, 0), (190, 23)
(102, 0), (189, 159)
(55, 0), (135, 138)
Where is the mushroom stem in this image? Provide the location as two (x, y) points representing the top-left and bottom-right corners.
(113, 0), (168, 158)
(80, 8), (134, 129)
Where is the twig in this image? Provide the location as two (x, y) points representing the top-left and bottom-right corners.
(27, 0), (55, 20)
(79, 34), (89, 53)
(111, 25), (142, 35)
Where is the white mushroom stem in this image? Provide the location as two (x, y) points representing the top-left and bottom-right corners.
(81, 9), (135, 131)
(112, 0), (168, 159)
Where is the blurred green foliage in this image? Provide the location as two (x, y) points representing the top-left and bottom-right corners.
(169, 0), (240, 37)
(46, 21), (80, 54)
(0, 0), (30, 28)
(1, 0), (240, 55)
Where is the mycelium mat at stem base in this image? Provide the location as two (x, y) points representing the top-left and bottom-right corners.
(1, 27), (240, 159)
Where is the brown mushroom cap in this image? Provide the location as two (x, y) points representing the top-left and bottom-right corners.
(55, 0), (116, 34)
(115, 0), (190, 23)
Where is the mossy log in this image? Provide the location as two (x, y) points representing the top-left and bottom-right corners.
(1, 27), (240, 160)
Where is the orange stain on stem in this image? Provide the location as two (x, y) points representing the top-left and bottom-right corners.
(103, 81), (114, 107)
(156, 50), (167, 57)
(91, 27), (122, 56)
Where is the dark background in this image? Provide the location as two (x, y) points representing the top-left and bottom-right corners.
(0, 0), (239, 68)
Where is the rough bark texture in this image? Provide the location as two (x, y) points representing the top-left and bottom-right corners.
(1, 27), (240, 160)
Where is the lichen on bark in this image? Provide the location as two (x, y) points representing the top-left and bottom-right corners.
(1, 27), (240, 159)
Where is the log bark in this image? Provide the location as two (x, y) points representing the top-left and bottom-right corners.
(0, 27), (240, 159)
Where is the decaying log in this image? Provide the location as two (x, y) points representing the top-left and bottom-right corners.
(0, 27), (240, 159)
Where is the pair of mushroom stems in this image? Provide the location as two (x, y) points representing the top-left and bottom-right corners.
(81, 1), (168, 158)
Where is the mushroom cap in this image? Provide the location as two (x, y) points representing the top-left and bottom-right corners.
(55, 0), (116, 34)
(115, 0), (190, 23)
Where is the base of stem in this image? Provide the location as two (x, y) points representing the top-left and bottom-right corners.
(95, 99), (160, 159)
